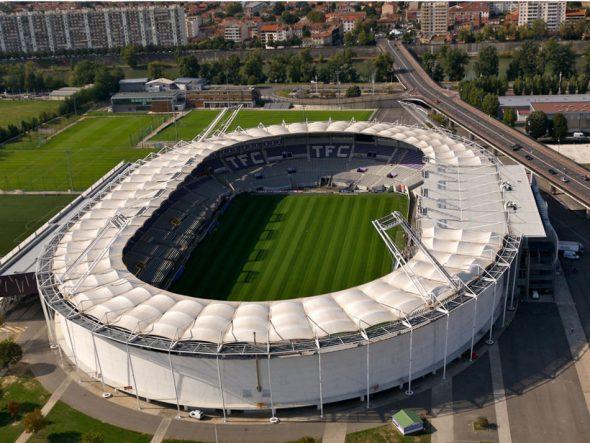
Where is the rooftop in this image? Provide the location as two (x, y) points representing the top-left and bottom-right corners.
(499, 94), (590, 108)
(531, 101), (590, 114)
(119, 78), (148, 84)
(112, 91), (181, 99)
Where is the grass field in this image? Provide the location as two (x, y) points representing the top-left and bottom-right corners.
(151, 109), (220, 142)
(150, 109), (374, 142)
(32, 401), (151, 443)
(0, 99), (60, 128)
(225, 109), (374, 132)
(0, 195), (76, 256)
(345, 424), (431, 443)
(170, 192), (407, 302)
(0, 114), (165, 191)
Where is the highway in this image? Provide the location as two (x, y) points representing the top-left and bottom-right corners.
(380, 39), (590, 209)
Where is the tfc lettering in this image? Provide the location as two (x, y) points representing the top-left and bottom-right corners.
(310, 145), (350, 158)
(224, 151), (265, 169)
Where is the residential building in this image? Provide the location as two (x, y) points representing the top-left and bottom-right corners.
(565, 8), (587, 23)
(490, 2), (518, 14)
(517, 1), (566, 31)
(0, 5), (187, 54)
(420, 2), (448, 36)
(259, 23), (292, 46)
(222, 19), (248, 43)
(327, 11), (366, 33)
(186, 15), (202, 39)
(381, 2), (398, 18)
(448, 2), (490, 28)
(406, 2), (421, 22)
(244, 2), (267, 17)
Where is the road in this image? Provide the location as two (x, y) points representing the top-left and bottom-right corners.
(380, 39), (590, 209)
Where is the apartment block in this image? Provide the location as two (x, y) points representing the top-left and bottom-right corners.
(0, 5), (188, 54)
(420, 2), (449, 36)
(518, 1), (566, 31)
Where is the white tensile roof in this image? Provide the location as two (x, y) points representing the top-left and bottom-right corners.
(50, 121), (510, 345)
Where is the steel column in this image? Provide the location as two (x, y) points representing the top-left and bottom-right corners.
(317, 345), (324, 418)
(469, 296), (479, 361)
(366, 339), (370, 409)
(126, 341), (141, 410)
(167, 348), (181, 418)
(216, 355), (227, 422)
(267, 354), (275, 418)
(487, 282), (498, 345)
(442, 312), (450, 380)
(405, 326), (414, 395)
(64, 315), (78, 367)
(91, 331), (107, 393)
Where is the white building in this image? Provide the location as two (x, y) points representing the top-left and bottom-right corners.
(223, 20), (248, 43)
(0, 5), (187, 54)
(518, 1), (566, 31)
(420, 2), (449, 36)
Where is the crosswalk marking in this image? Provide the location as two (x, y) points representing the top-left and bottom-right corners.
(0, 325), (27, 334)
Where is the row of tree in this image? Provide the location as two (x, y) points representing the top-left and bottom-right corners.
(174, 49), (395, 85)
(512, 73), (590, 95)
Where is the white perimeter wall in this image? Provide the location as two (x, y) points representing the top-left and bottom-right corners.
(53, 269), (509, 410)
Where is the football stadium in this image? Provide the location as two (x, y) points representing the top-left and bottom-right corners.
(36, 119), (540, 416)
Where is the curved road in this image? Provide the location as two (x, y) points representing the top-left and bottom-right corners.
(380, 39), (590, 209)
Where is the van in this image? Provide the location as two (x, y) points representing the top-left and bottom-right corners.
(573, 132), (585, 138)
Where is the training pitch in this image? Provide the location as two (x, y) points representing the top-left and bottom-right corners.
(170, 192), (408, 302)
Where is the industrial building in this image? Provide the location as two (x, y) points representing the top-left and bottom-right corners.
(110, 91), (185, 113)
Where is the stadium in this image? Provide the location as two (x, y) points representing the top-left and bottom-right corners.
(36, 119), (534, 417)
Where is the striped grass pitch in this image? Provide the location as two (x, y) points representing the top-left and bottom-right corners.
(171, 192), (408, 302)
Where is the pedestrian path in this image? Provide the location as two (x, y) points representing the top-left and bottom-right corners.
(151, 416), (173, 443)
(322, 422), (347, 443)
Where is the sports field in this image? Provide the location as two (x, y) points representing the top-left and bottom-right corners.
(150, 109), (220, 142)
(0, 114), (165, 191)
(225, 109), (374, 132)
(170, 192), (408, 302)
(0, 194), (75, 256)
(0, 99), (60, 127)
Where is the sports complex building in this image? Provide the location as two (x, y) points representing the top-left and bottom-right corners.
(32, 119), (548, 417)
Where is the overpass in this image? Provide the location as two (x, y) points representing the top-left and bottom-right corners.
(379, 39), (590, 209)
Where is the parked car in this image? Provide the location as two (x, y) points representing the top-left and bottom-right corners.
(564, 250), (580, 260)
(189, 409), (204, 420)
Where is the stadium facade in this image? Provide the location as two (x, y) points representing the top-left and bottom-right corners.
(36, 121), (542, 415)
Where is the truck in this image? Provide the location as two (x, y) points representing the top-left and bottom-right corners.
(558, 240), (584, 255)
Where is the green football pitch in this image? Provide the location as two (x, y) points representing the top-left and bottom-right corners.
(170, 192), (408, 302)
(0, 99), (61, 128)
(0, 194), (76, 256)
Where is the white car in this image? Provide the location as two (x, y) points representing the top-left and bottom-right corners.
(189, 409), (204, 420)
(531, 290), (540, 300)
(564, 250), (580, 260)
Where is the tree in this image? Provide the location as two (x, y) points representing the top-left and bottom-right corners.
(503, 108), (517, 127)
(240, 51), (266, 84)
(527, 110), (548, 138)
(482, 93), (499, 117)
(23, 409), (45, 433)
(267, 55), (288, 83)
(225, 2), (242, 16)
(577, 74), (589, 94)
(7, 400), (20, 419)
(552, 113), (568, 142)
(373, 54), (393, 82)
(531, 19), (548, 39)
(507, 41), (540, 80)
(121, 46), (139, 69)
(70, 61), (96, 86)
(178, 55), (200, 78)
(307, 10), (325, 23)
(281, 11), (299, 24)
(147, 61), (167, 79)
(439, 47), (469, 81)
(0, 339), (22, 368)
(82, 431), (105, 443)
(345, 85), (361, 97)
(474, 46), (499, 78)
(541, 38), (576, 77)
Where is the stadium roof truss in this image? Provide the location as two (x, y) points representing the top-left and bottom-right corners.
(37, 120), (524, 357)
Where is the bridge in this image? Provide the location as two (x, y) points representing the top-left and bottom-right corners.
(379, 39), (590, 209)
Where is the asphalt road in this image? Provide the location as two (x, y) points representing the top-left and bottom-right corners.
(380, 39), (590, 208)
